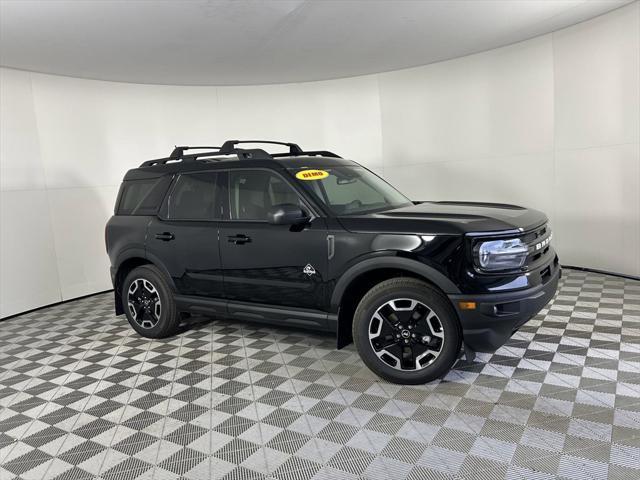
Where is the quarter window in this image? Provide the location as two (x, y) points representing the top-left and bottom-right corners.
(117, 177), (171, 216)
(168, 172), (218, 220)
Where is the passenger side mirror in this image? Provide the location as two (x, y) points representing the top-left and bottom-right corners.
(267, 204), (310, 226)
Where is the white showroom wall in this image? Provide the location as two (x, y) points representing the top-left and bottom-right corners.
(1, 2), (638, 317)
(379, 2), (640, 277)
(0, 71), (383, 317)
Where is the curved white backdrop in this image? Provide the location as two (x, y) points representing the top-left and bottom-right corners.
(1, 2), (638, 317)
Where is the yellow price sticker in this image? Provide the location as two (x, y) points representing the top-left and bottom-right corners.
(295, 169), (329, 181)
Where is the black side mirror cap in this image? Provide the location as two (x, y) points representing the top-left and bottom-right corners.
(267, 204), (310, 226)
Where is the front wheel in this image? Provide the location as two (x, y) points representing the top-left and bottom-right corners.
(122, 265), (179, 338)
(352, 278), (461, 384)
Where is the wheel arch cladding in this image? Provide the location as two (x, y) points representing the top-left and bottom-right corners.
(333, 257), (461, 349)
(114, 257), (151, 315)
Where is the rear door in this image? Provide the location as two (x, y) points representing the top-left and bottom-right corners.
(218, 168), (329, 313)
(146, 171), (224, 298)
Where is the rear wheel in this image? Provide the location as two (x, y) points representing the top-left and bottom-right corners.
(352, 278), (461, 384)
(122, 265), (179, 338)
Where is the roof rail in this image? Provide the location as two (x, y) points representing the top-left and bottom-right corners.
(271, 150), (341, 159)
(219, 140), (304, 156)
(140, 148), (271, 167)
(139, 140), (342, 167)
(222, 141), (341, 158)
(169, 146), (220, 159)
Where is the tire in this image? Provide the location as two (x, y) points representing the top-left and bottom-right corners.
(122, 265), (179, 338)
(352, 278), (461, 385)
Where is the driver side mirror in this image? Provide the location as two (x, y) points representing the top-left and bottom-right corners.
(267, 204), (310, 226)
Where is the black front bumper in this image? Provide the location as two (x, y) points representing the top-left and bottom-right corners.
(448, 260), (560, 352)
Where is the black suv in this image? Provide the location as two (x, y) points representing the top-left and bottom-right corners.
(106, 140), (560, 384)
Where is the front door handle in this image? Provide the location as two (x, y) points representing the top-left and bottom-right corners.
(228, 234), (251, 245)
(155, 232), (175, 241)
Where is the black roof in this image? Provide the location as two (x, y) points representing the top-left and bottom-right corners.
(123, 140), (357, 181)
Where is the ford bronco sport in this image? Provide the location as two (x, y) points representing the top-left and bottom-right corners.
(106, 140), (560, 384)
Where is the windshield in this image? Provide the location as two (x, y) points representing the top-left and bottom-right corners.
(289, 166), (412, 215)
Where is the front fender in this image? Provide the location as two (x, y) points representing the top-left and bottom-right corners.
(330, 255), (461, 312)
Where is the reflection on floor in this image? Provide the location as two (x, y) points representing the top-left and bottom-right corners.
(0, 269), (638, 480)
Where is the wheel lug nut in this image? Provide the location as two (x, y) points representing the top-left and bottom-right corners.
(422, 335), (431, 343)
(408, 325), (412, 329)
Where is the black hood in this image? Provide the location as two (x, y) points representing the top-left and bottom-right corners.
(337, 201), (548, 235)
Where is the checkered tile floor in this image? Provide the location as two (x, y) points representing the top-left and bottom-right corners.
(0, 269), (639, 479)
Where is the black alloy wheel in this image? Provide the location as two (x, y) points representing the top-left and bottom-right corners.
(353, 278), (461, 384)
(122, 265), (179, 338)
(368, 298), (445, 371)
(127, 278), (162, 329)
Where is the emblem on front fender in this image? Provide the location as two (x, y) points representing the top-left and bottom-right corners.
(303, 264), (316, 276)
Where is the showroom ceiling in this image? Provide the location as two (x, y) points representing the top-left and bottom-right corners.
(0, 0), (633, 85)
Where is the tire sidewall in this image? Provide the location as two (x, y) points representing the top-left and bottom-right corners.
(122, 265), (177, 338)
(353, 281), (460, 384)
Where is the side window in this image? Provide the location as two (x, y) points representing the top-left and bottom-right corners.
(118, 177), (171, 216)
(168, 172), (218, 220)
(229, 170), (301, 221)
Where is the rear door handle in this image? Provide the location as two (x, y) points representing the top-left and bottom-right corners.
(155, 232), (175, 241)
(228, 234), (251, 245)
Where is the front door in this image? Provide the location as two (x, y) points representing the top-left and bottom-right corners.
(218, 169), (328, 313)
(146, 171), (224, 298)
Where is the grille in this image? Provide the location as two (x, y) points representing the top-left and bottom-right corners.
(521, 223), (553, 270)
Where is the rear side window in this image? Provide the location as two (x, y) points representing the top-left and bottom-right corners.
(117, 176), (171, 215)
(168, 172), (218, 220)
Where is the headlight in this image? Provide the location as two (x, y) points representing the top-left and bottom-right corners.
(477, 238), (528, 271)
